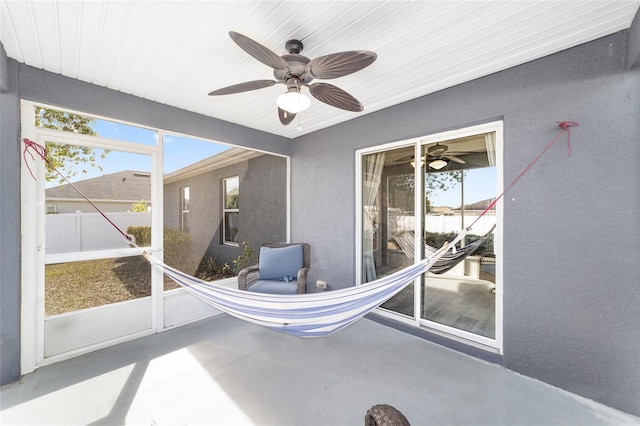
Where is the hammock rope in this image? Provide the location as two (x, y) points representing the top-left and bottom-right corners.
(22, 121), (577, 337)
(468, 120), (577, 229)
(23, 139), (131, 241)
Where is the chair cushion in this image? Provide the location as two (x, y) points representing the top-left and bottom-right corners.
(258, 244), (303, 281)
(247, 280), (298, 294)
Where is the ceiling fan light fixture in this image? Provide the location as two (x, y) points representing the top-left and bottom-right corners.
(277, 88), (310, 113)
(429, 159), (448, 170)
(410, 157), (426, 168)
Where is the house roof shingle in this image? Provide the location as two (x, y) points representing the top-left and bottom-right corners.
(45, 170), (151, 201)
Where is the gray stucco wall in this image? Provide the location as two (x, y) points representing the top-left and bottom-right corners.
(163, 154), (287, 267)
(164, 162), (248, 267)
(240, 155), (288, 255)
(0, 49), (21, 385)
(628, 7), (640, 69)
(290, 31), (640, 415)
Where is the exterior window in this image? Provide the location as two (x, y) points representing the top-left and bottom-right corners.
(46, 204), (57, 214)
(181, 187), (190, 233)
(223, 176), (239, 245)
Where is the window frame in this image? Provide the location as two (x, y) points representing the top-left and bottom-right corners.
(222, 176), (239, 246)
(180, 186), (190, 233)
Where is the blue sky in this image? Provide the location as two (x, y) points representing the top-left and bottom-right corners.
(429, 168), (496, 207)
(46, 119), (229, 187)
(94, 119), (229, 175)
(50, 116), (495, 207)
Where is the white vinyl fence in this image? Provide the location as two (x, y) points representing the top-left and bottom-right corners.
(391, 213), (496, 236)
(45, 211), (151, 255)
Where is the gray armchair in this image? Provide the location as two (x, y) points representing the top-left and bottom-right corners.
(238, 243), (310, 294)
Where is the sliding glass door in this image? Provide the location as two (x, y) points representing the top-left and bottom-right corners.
(358, 122), (502, 350)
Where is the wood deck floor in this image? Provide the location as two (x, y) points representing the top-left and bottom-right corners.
(382, 274), (496, 338)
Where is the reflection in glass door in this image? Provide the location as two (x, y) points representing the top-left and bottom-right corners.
(420, 135), (497, 339)
(359, 124), (501, 348)
(362, 145), (416, 316)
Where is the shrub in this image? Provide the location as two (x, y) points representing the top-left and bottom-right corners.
(232, 240), (257, 272)
(425, 231), (458, 249)
(126, 226), (199, 275)
(198, 256), (233, 281)
(128, 199), (149, 212)
(127, 226), (151, 246)
(424, 230), (493, 255)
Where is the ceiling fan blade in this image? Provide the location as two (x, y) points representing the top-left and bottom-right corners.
(309, 83), (363, 112)
(208, 80), (276, 96)
(394, 155), (415, 164)
(306, 51), (377, 79)
(229, 31), (287, 70)
(278, 108), (296, 125)
(427, 143), (448, 155)
(446, 155), (466, 164)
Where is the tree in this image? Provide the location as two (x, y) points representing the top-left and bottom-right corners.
(425, 170), (464, 211)
(388, 170), (464, 213)
(129, 200), (149, 212)
(226, 190), (239, 209)
(35, 106), (110, 183)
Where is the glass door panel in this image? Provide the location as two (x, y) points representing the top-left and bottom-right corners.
(420, 134), (497, 339)
(362, 146), (416, 317)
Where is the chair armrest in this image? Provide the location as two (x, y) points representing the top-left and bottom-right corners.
(297, 267), (309, 294)
(238, 265), (259, 290)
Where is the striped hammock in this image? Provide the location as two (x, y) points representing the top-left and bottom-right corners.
(394, 225), (495, 274)
(142, 230), (467, 338)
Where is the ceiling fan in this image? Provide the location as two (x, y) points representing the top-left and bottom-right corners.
(394, 143), (467, 170)
(208, 31), (377, 125)
(425, 143), (466, 170)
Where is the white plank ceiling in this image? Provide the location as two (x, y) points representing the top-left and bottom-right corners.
(2, 1), (639, 139)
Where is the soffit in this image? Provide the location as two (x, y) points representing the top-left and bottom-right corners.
(2, 1), (638, 139)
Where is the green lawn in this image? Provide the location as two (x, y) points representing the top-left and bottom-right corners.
(45, 256), (178, 316)
(45, 254), (237, 316)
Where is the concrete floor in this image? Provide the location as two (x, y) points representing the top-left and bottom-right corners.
(1, 315), (639, 426)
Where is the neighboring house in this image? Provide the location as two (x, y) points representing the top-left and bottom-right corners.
(163, 147), (287, 266)
(456, 197), (496, 214)
(45, 170), (151, 213)
(429, 205), (456, 216)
